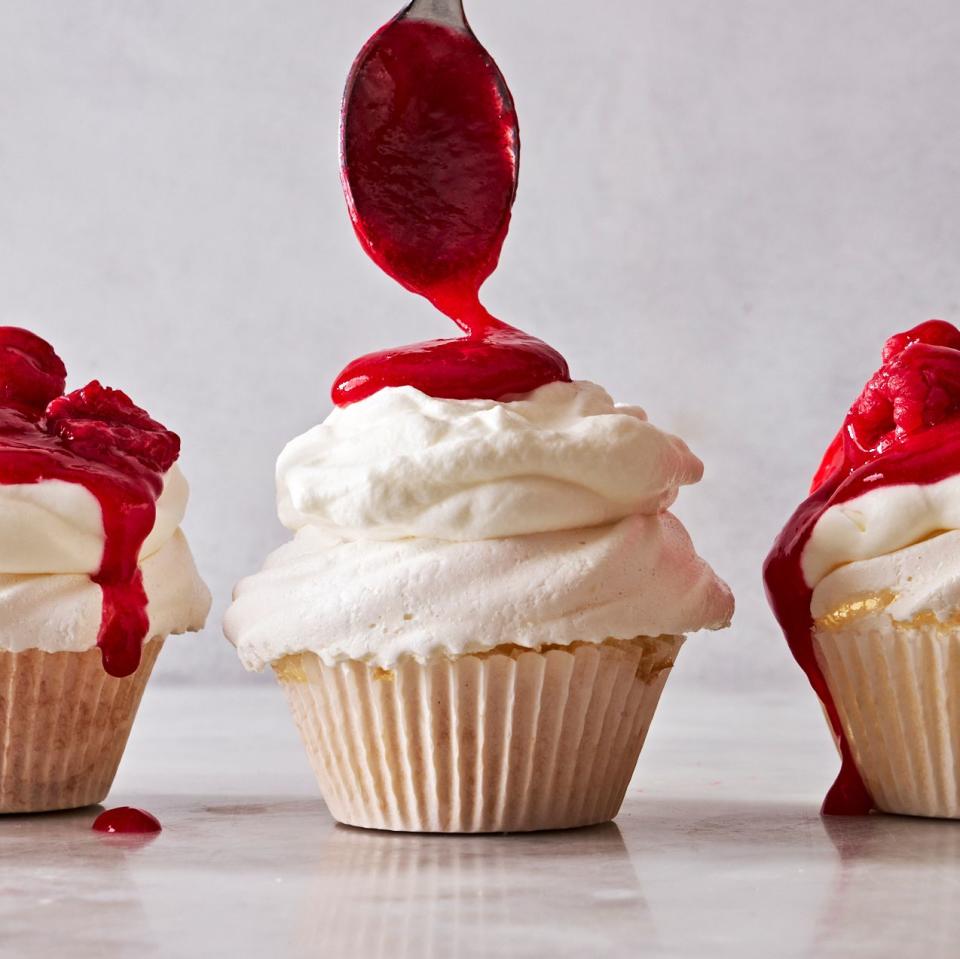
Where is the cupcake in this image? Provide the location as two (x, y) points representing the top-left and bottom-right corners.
(0, 328), (210, 813)
(226, 382), (732, 832)
(224, 8), (732, 832)
(765, 320), (960, 818)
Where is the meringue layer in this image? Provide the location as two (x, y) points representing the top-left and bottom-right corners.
(227, 381), (733, 669)
(0, 462), (210, 653)
(227, 515), (733, 670)
(803, 473), (960, 631)
(803, 473), (960, 589)
(812, 529), (960, 628)
(0, 530), (211, 654)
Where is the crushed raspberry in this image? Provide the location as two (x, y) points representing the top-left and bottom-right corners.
(0, 329), (179, 477)
(0, 327), (67, 413)
(46, 381), (180, 474)
(0, 327), (180, 678)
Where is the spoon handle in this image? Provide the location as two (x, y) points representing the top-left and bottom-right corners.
(403, 0), (468, 29)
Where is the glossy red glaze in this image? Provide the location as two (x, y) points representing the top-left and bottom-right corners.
(335, 12), (569, 405)
(92, 806), (162, 834)
(333, 322), (568, 405)
(0, 328), (179, 678)
(764, 320), (960, 815)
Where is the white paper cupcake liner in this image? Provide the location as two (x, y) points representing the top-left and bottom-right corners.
(274, 636), (683, 833)
(815, 623), (960, 818)
(0, 639), (163, 814)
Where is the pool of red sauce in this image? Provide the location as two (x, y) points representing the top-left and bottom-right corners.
(92, 806), (162, 834)
(0, 327), (179, 678)
(334, 12), (569, 405)
(764, 320), (960, 815)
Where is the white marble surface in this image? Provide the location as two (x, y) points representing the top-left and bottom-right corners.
(1, 678), (957, 959)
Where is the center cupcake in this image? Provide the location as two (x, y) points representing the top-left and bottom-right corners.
(224, 5), (732, 831)
(226, 382), (732, 831)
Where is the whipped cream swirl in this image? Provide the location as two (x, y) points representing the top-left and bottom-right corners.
(0, 530), (210, 654)
(0, 466), (188, 574)
(0, 465), (210, 653)
(227, 381), (733, 669)
(277, 382), (703, 540)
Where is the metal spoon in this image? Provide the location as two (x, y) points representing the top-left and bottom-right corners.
(402, 0), (468, 30)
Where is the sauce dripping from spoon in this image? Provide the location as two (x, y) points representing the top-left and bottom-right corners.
(334, 1), (569, 405)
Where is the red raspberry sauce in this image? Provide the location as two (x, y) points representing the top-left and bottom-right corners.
(764, 320), (960, 815)
(92, 806), (162, 834)
(0, 328), (179, 678)
(334, 13), (569, 405)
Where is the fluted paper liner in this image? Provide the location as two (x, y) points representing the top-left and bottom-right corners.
(274, 636), (683, 833)
(815, 623), (960, 819)
(0, 639), (163, 814)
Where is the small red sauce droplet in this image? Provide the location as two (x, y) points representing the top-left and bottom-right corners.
(0, 327), (179, 678)
(765, 320), (960, 816)
(335, 13), (569, 406)
(92, 806), (162, 834)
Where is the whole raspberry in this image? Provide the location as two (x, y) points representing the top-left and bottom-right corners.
(881, 319), (960, 363)
(849, 324), (960, 455)
(0, 327), (66, 412)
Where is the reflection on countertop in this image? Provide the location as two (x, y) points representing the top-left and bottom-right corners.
(0, 686), (956, 958)
(298, 822), (653, 957)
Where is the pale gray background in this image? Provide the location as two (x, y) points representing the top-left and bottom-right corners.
(1, 0), (957, 690)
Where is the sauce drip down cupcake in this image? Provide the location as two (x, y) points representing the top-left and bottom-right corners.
(765, 320), (960, 818)
(0, 328), (210, 813)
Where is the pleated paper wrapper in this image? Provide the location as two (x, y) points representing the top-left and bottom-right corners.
(815, 622), (960, 819)
(274, 636), (683, 833)
(0, 638), (163, 814)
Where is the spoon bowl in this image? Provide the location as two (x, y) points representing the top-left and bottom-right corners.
(340, 0), (519, 320)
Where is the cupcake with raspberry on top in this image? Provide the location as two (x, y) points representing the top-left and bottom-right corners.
(0, 327), (210, 813)
(766, 320), (960, 818)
